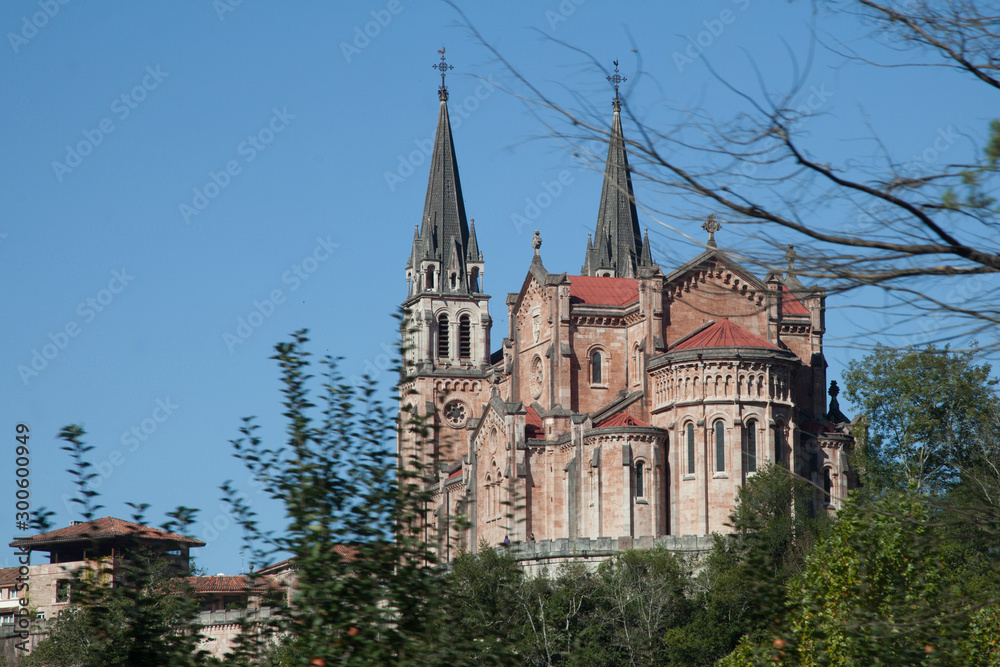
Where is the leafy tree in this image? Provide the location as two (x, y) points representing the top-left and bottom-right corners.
(677, 464), (828, 666)
(22, 428), (208, 667)
(844, 344), (1000, 497)
(220, 330), (471, 666)
(782, 493), (994, 666)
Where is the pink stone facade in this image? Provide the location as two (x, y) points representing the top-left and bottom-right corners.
(402, 249), (857, 561)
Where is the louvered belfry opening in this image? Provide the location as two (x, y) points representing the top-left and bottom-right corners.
(458, 314), (471, 360)
(438, 314), (450, 360)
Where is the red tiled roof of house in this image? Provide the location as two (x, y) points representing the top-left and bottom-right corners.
(0, 567), (18, 587)
(782, 287), (809, 316)
(594, 411), (653, 428)
(672, 319), (779, 351)
(188, 574), (281, 594)
(568, 275), (639, 306)
(525, 405), (543, 438)
(447, 468), (463, 480)
(8, 517), (206, 549)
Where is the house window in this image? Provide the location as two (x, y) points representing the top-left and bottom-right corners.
(746, 420), (757, 473)
(715, 420), (726, 472)
(437, 314), (450, 359)
(635, 461), (645, 497)
(591, 351), (603, 384)
(56, 580), (71, 603)
(459, 315), (471, 360)
(686, 423), (695, 475)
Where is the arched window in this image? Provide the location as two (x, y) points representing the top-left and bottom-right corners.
(459, 315), (471, 360)
(773, 424), (783, 465)
(425, 265), (435, 290)
(746, 420), (757, 473)
(635, 461), (645, 497)
(715, 420), (726, 472)
(591, 351), (603, 384)
(823, 469), (832, 504)
(632, 344), (642, 384)
(470, 267), (480, 292)
(437, 314), (450, 359)
(686, 423), (695, 475)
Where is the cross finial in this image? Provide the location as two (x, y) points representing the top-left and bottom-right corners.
(433, 47), (454, 101)
(785, 244), (796, 273)
(702, 214), (721, 247)
(607, 60), (626, 111)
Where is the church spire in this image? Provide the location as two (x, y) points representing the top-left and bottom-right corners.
(582, 61), (653, 278)
(414, 48), (480, 295)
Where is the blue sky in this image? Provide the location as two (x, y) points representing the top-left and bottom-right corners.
(3, 1), (996, 575)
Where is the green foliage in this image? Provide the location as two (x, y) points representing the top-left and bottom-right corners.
(844, 345), (999, 497)
(23, 428), (208, 667)
(221, 330), (469, 665)
(781, 493), (993, 666)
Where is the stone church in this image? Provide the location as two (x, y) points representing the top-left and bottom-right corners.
(398, 61), (855, 566)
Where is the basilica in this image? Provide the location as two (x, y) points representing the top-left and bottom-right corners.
(398, 60), (855, 564)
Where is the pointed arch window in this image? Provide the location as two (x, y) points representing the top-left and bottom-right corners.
(459, 315), (471, 360)
(635, 461), (645, 497)
(591, 351), (603, 384)
(437, 314), (450, 360)
(823, 468), (832, 504)
(715, 420), (726, 472)
(469, 267), (480, 292)
(745, 420), (757, 473)
(686, 423), (695, 475)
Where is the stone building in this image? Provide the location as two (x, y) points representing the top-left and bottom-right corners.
(399, 62), (856, 565)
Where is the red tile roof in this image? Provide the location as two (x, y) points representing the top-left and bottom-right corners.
(672, 319), (779, 351)
(525, 406), (543, 438)
(188, 574), (281, 594)
(782, 287), (809, 316)
(568, 276), (639, 306)
(8, 517), (206, 549)
(594, 411), (652, 428)
(0, 567), (18, 587)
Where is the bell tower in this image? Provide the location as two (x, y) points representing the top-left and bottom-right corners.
(403, 50), (490, 375)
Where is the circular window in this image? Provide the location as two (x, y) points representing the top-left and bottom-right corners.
(529, 355), (544, 400)
(443, 401), (467, 428)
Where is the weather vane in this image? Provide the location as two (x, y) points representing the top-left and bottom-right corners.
(607, 60), (626, 110)
(433, 47), (453, 101)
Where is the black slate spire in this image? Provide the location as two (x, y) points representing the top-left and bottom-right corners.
(416, 51), (477, 294)
(582, 73), (653, 278)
